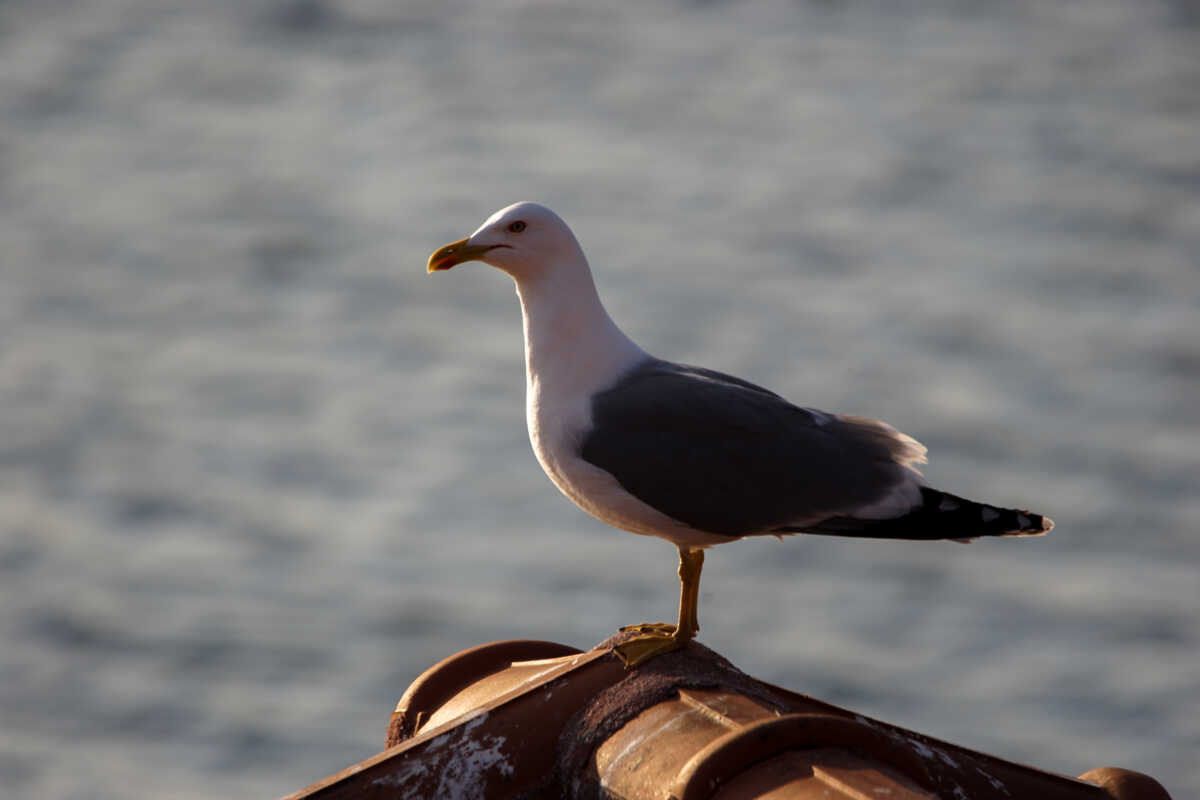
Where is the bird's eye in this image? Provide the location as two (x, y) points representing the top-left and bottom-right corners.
(508, 221), (526, 233)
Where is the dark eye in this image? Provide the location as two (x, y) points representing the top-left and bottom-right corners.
(507, 221), (526, 233)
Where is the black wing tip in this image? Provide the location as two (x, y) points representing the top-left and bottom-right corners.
(783, 491), (1054, 542)
(993, 504), (1053, 536)
(1004, 511), (1053, 536)
(946, 493), (1056, 539)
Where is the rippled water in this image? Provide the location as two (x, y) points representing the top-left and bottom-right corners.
(1, 1), (1197, 797)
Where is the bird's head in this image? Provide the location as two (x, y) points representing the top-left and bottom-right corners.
(427, 201), (582, 282)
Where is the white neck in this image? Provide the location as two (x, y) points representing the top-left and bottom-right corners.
(513, 255), (647, 400)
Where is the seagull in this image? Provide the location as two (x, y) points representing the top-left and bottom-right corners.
(428, 202), (1052, 666)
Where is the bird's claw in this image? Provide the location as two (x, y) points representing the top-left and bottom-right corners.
(614, 630), (688, 667)
(614, 622), (694, 667)
(619, 621), (678, 636)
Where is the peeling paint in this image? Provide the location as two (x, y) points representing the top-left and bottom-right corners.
(935, 747), (960, 769)
(856, 715), (971, 800)
(370, 712), (514, 799)
(977, 765), (1012, 796)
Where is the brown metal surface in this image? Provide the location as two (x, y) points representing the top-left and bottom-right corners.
(284, 637), (1175, 800)
(1079, 767), (1173, 800)
(592, 688), (941, 800)
(748, 675), (1124, 800)
(285, 645), (625, 800)
(388, 638), (581, 744)
(669, 711), (937, 799)
(712, 748), (935, 800)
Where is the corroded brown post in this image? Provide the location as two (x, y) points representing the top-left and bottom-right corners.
(284, 633), (1174, 800)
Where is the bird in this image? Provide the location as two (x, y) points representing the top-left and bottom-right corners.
(427, 201), (1052, 666)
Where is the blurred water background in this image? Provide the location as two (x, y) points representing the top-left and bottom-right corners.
(1, 1), (1198, 797)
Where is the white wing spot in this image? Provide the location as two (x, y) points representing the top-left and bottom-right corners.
(938, 497), (960, 512)
(981, 507), (1000, 523)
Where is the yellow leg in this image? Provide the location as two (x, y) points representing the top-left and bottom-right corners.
(679, 547), (703, 637)
(616, 547), (705, 667)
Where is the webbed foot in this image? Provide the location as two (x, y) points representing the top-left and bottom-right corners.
(614, 624), (689, 666)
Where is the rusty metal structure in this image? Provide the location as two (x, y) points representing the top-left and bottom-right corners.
(285, 635), (1173, 799)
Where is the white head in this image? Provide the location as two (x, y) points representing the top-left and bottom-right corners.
(427, 202), (586, 283)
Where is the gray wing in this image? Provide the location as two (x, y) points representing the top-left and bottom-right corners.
(579, 359), (925, 537)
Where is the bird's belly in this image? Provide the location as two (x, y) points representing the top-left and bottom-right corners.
(529, 418), (734, 549)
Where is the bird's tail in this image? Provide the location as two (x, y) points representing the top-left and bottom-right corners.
(791, 487), (1053, 541)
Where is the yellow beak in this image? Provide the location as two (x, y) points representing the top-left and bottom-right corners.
(427, 238), (496, 273)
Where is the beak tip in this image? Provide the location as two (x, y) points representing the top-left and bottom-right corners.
(426, 237), (474, 275)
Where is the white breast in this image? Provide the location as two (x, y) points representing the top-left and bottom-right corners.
(516, 265), (731, 549)
(526, 377), (732, 549)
